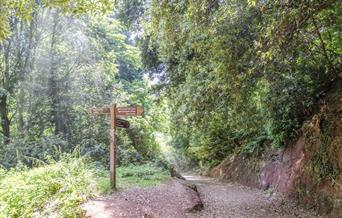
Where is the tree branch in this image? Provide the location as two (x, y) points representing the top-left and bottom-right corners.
(311, 15), (337, 74)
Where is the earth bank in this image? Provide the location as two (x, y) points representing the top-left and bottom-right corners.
(209, 81), (342, 217)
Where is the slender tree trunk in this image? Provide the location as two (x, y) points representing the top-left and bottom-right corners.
(48, 10), (66, 135)
(312, 16), (336, 74)
(0, 95), (10, 144)
(18, 83), (25, 137)
(49, 10), (59, 135)
(0, 22), (13, 145)
(127, 128), (147, 158)
(18, 12), (38, 137)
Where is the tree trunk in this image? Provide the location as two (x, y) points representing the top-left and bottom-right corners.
(17, 84), (25, 137)
(0, 95), (10, 144)
(18, 12), (38, 137)
(48, 10), (66, 135)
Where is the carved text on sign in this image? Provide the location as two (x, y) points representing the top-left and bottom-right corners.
(116, 107), (144, 116)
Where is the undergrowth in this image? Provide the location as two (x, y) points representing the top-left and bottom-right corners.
(0, 155), (95, 218)
(118, 163), (169, 188)
(311, 114), (340, 182)
(0, 155), (168, 218)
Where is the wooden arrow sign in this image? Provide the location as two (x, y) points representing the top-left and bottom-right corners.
(116, 118), (130, 128)
(116, 106), (144, 116)
(87, 107), (110, 115)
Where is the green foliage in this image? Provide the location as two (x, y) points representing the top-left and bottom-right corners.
(239, 135), (269, 157)
(0, 155), (99, 217)
(117, 163), (169, 188)
(116, 0), (145, 30)
(145, 0), (341, 166)
(0, 156), (168, 217)
(0, 9), (163, 168)
(0, 135), (68, 168)
(311, 116), (340, 182)
(0, 0), (114, 40)
(1, 0), (340, 199)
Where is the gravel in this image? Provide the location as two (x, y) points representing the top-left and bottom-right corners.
(184, 175), (319, 218)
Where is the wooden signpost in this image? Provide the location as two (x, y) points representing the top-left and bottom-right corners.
(87, 104), (144, 189)
(116, 118), (130, 128)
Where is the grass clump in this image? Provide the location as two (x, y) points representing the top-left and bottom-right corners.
(94, 163), (169, 193)
(117, 163), (169, 188)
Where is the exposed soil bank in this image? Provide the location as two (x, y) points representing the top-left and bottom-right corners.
(82, 179), (202, 218)
(209, 81), (342, 217)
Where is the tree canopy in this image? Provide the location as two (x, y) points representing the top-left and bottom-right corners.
(144, 0), (341, 166)
(0, 3), (163, 168)
(0, 0), (114, 40)
(0, 0), (341, 168)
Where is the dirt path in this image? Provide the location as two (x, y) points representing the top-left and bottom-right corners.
(83, 176), (318, 218)
(82, 179), (202, 218)
(184, 175), (318, 218)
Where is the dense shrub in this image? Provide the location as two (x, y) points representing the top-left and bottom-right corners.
(0, 155), (99, 217)
(0, 155), (168, 217)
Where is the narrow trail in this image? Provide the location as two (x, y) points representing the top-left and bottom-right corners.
(83, 176), (319, 218)
(184, 175), (318, 218)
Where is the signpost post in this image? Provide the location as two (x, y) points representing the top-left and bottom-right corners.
(88, 104), (144, 189)
(110, 105), (116, 189)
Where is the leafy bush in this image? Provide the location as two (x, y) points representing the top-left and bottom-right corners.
(0, 135), (69, 169)
(0, 155), (100, 217)
(240, 135), (269, 157)
(0, 156), (169, 218)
